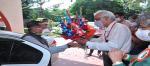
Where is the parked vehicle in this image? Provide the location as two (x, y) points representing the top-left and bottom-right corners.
(0, 30), (51, 66)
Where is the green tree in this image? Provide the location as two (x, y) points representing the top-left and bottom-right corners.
(47, 8), (64, 22)
(22, 0), (51, 19)
(70, 0), (150, 21)
(70, 0), (124, 21)
(22, 0), (33, 19)
(113, 0), (141, 16)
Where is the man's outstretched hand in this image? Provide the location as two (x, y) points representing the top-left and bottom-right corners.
(67, 41), (81, 48)
(74, 38), (88, 45)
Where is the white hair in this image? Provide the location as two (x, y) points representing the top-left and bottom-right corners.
(137, 13), (150, 26)
(144, 19), (150, 26)
(94, 10), (115, 21)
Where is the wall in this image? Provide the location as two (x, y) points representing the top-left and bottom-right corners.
(0, 0), (24, 33)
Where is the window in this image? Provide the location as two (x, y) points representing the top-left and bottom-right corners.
(0, 38), (13, 64)
(9, 40), (43, 64)
(0, 38), (43, 64)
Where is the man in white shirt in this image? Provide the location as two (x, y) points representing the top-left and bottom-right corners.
(76, 10), (132, 66)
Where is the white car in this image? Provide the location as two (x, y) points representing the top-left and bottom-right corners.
(0, 30), (51, 66)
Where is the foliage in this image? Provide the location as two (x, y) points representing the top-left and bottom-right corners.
(21, 0), (64, 21)
(45, 8), (64, 22)
(22, 0), (150, 21)
(70, 0), (125, 21)
(70, 0), (150, 21)
(22, 0), (33, 19)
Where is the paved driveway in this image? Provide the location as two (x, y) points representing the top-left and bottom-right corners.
(52, 38), (103, 66)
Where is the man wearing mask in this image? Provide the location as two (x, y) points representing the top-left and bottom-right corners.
(22, 21), (80, 66)
(75, 10), (132, 66)
(108, 13), (150, 66)
(39, 18), (56, 47)
(38, 18), (51, 36)
(130, 13), (150, 55)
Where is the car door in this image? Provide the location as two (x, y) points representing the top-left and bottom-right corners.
(0, 37), (51, 66)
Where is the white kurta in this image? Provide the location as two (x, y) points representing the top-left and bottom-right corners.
(86, 22), (132, 53)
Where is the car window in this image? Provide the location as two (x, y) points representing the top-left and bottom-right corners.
(9, 40), (43, 64)
(0, 38), (43, 64)
(0, 38), (13, 64)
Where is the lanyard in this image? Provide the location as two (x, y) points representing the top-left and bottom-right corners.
(104, 23), (116, 42)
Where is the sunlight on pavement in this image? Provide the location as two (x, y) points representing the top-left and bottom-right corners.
(53, 38), (103, 66)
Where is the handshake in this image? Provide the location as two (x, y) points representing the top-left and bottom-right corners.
(67, 38), (88, 48)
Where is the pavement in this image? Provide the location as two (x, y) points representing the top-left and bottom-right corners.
(52, 38), (103, 66)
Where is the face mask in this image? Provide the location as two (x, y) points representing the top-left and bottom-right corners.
(135, 29), (150, 42)
(94, 20), (104, 29)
